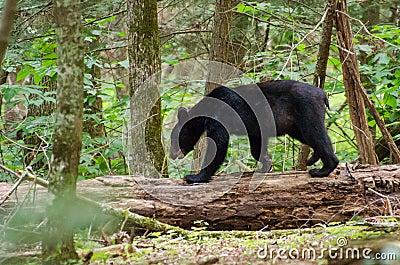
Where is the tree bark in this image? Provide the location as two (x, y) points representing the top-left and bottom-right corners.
(2, 165), (400, 231)
(83, 64), (105, 138)
(297, 0), (336, 170)
(335, 0), (400, 164)
(127, 0), (167, 178)
(375, 124), (400, 162)
(192, 0), (233, 172)
(335, 0), (378, 165)
(24, 75), (56, 170)
(42, 0), (84, 262)
(0, 0), (18, 64)
(358, 0), (380, 142)
(228, 11), (248, 71)
(205, 0), (232, 93)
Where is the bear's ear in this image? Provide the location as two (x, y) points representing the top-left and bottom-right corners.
(177, 107), (189, 123)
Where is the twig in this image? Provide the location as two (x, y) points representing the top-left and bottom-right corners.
(160, 29), (212, 39)
(368, 188), (393, 216)
(17, 1), (52, 27)
(235, 160), (252, 172)
(0, 168), (27, 205)
(276, 8), (328, 79)
(336, 10), (400, 49)
(83, 10), (126, 26)
(0, 163), (19, 178)
(345, 162), (357, 183)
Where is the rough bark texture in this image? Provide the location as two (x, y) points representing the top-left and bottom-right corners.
(335, 0), (378, 165)
(192, 0), (233, 172)
(297, 0), (336, 170)
(228, 1), (247, 70)
(128, 0), (167, 177)
(3, 165), (399, 231)
(106, 17), (130, 100)
(362, 93), (400, 163)
(335, 1), (400, 164)
(376, 124), (400, 162)
(358, 0), (380, 142)
(25, 75), (56, 169)
(42, 0), (84, 262)
(0, 0), (18, 64)
(205, 0), (232, 93)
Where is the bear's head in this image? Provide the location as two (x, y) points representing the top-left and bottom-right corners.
(170, 107), (202, 160)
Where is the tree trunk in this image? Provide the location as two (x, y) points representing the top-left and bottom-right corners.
(24, 75), (56, 169)
(127, 0), (167, 178)
(335, 0), (378, 165)
(105, 17), (129, 100)
(228, 1), (247, 70)
(0, 0), (25, 137)
(192, 0), (233, 172)
(205, 0), (232, 93)
(358, 0), (380, 141)
(2, 165), (400, 231)
(297, 0), (336, 170)
(42, 0), (84, 262)
(0, 0), (18, 64)
(335, 0), (400, 164)
(375, 124), (400, 162)
(83, 64), (105, 138)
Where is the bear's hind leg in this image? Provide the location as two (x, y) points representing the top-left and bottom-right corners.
(249, 135), (271, 173)
(299, 124), (338, 178)
(306, 151), (320, 166)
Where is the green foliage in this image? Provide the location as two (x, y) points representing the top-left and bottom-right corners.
(358, 25), (400, 130)
(0, 8), (130, 181)
(1, 0), (399, 183)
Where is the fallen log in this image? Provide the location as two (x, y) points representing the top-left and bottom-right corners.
(1, 164), (400, 231)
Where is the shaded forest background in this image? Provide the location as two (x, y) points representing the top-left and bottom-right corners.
(0, 0), (399, 181)
(0, 0), (400, 264)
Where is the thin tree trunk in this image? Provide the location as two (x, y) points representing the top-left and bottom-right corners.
(107, 17), (129, 100)
(192, 0), (233, 172)
(297, 0), (337, 170)
(228, 1), (247, 70)
(24, 75), (56, 170)
(205, 0), (232, 93)
(127, 0), (167, 177)
(0, 0), (21, 138)
(83, 64), (105, 138)
(42, 0), (84, 262)
(375, 124), (400, 162)
(0, 0), (18, 64)
(358, 0), (380, 141)
(335, 0), (378, 165)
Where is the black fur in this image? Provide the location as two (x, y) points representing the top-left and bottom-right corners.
(170, 80), (339, 184)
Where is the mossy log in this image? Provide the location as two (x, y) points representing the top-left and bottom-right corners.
(1, 165), (400, 231)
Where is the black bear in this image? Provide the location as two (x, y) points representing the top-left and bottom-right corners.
(170, 80), (339, 184)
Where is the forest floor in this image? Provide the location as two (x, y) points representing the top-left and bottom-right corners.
(2, 221), (399, 264)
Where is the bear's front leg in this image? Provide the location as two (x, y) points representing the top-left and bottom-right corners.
(184, 173), (211, 184)
(184, 120), (229, 184)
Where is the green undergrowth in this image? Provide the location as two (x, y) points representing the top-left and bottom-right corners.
(2, 220), (400, 264)
(77, 221), (400, 265)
